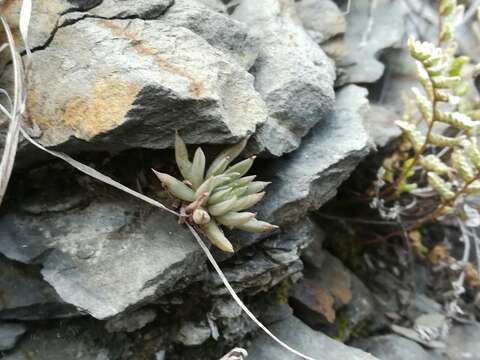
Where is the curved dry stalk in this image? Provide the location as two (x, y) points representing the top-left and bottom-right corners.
(0, 0), (31, 205)
(0, 16), (22, 205)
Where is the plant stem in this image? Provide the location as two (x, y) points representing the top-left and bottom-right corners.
(385, 171), (480, 240)
(388, 97), (437, 200)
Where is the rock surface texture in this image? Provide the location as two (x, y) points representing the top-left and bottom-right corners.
(232, 0), (335, 157)
(353, 335), (440, 360)
(247, 315), (379, 360)
(337, 0), (408, 85)
(2, 0), (469, 359)
(0, 186), (205, 319)
(27, 17), (266, 150)
(251, 85), (371, 226)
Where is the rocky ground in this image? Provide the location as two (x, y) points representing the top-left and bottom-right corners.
(1, 0), (480, 359)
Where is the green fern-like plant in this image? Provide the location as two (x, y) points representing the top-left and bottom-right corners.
(153, 134), (278, 252)
(377, 0), (480, 229)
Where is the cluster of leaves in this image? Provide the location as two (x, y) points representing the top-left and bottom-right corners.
(377, 0), (480, 228)
(371, 0), (480, 301)
(153, 134), (277, 253)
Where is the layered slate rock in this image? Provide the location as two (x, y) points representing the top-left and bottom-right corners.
(0, 323), (26, 351)
(63, 0), (256, 69)
(353, 335), (441, 360)
(26, 16), (266, 150)
(247, 315), (379, 360)
(0, 189), (205, 319)
(0, 257), (78, 320)
(337, 0), (408, 85)
(1, 0), (98, 52)
(292, 252), (375, 340)
(3, 325), (111, 360)
(2, 0), (173, 51)
(211, 218), (320, 298)
(161, 0), (258, 69)
(233, 0), (335, 157)
(252, 85), (372, 226)
(78, 0), (174, 19)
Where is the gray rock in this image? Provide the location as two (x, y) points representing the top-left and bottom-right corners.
(0, 322), (27, 351)
(353, 335), (439, 360)
(233, 0), (335, 157)
(3, 326), (111, 360)
(0, 190), (205, 320)
(57, 0), (254, 69)
(247, 315), (379, 360)
(80, 0), (173, 19)
(196, 0), (227, 13)
(443, 323), (480, 360)
(105, 308), (157, 333)
(292, 252), (352, 325)
(155, 351), (166, 360)
(27, 17), (266, 151)
(2, 0), (101, 51)
(208, 250), (303, 296)
(161, 0), (259, 69)
(413, 294), (442, 316)
(209, 297), (255, 343)
(253, 85), (372, 225)
(376, 48), (418, 116)
(219, 216), (319, 283)
(176, 321), (211, 346)
(337, 0), (408, 85)
(261, 217), (322, 264)
(342, 273), (376, 333)
(390, 324), (445, 349)
(364, 104), (401, 147)
(300, 222), (326, 269)
(295, 0), (346, 44)
(292, 252), (375, 337)
(0, 256), (78, 320)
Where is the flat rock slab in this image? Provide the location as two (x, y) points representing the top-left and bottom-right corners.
(0, 192), (205, 320)
(254, 85), (372, 225)
(25, 16), (266, 150)
(247, 315), (379, 360)
(353, 335), (441, 360)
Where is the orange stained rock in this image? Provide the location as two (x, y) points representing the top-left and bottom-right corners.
(28, 79), (141, 140)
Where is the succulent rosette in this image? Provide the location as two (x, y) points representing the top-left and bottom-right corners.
(153, 134), (278, 252)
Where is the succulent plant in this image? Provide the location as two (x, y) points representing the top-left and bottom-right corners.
(153, 133), (278, 252)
